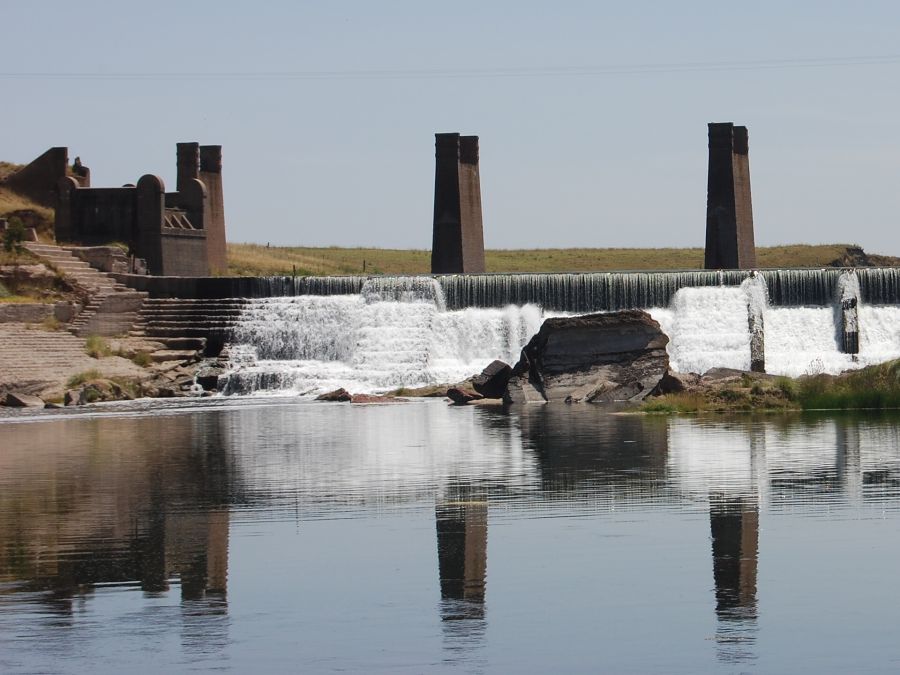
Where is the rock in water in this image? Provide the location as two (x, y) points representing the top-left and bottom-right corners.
(446, 387), (483, 405)
(3, 391), (45, 407)
(472, 360), (513, 398)
(316, 388), (352, 402)
(350, 393), (403, 404)
(504, 310), (669, 404)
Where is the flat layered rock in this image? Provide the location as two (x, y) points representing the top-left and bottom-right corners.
(504, 310), (669, 404)
(3, 391), (45, 407)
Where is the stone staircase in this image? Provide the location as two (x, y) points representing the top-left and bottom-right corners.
(130, 298), (250, 356)
(24, 242), (147, 337)
(0, 323), (146, 397)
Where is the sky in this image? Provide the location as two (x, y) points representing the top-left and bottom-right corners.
(3, 1), (900, 253)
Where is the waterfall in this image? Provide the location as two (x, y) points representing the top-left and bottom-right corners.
(650, 287), (753, 373)
(220, 268), (900, 395)
(221, 282), (543, 395)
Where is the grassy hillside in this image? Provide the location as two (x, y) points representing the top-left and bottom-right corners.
(226, 243), (898, 277)
(0, 162), (55, 238)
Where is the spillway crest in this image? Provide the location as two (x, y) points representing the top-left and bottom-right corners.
(221, 269), (900, 395)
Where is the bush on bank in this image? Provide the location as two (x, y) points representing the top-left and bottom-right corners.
(642, 359), (900, 413)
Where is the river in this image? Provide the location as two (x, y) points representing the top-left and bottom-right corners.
(1, 399), (899, 673)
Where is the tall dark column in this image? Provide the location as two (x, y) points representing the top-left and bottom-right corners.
(705, 123), (757, 269)
(199, 145), (228, 275)
(431, 133), (486, 274)
(176, 142), (200, 193)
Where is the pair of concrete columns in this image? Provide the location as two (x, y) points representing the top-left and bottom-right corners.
(430, 123), (758, 274)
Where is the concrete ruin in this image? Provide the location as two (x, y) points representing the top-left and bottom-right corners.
(431, 133), (486, 274)
(705, 122), (757, 270)
(4, 144), (227, 277)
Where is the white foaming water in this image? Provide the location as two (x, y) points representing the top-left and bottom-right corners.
(225, 273), (900, 393)
(652, 272), (900, 377)
(650, 286), (752, 373)
(763, 307), (849, 376)
(223, 280), (544, 395)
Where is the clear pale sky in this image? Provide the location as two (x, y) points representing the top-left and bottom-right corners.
(4, 1), (900, 253)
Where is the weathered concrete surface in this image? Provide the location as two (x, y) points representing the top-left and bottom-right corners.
(705, 122), (756, 270)
(504, 310), (670, 404)
(431, 133), (485, 274)
(0, 323), (149, 400)
(55, 142), (224, 277)
(3, 147), (69, 207)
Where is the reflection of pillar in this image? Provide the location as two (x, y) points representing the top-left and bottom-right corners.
(140, 509), (169, 594)
(206, 510), (229, 596)
(836, 420), (862, 504)
(173, 509), (230, 601)
(709, 495), (758, 616)
(436, 501), (487, 604)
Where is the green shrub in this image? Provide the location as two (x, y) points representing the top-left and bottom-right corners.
(67, 369), (103, 387)
(131, 351), (152, 367)
(775, 377), (797, 400)
(85, 335), (111, 358)
(41, 315), (61, 331)
(3, 217), (26, 254)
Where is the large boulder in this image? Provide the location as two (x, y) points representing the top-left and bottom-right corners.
(504, 310), (669, 404)
(472, 360), (513, 398)
(446, 387), (483, 405)
(316, 388), (351, 402)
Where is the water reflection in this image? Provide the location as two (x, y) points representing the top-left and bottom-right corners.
(1, 402), (900, 672)
(0, 413), (234, 666)
(436, 490), (488, 662)
(709, 495), (759, 664)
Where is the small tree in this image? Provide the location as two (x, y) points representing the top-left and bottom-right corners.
(3, 217), (26, 255)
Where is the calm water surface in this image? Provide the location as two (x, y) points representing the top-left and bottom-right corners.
(1, 399), (900, 674)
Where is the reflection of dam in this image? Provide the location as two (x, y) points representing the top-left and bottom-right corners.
(0, 414), (233, 609)
(3, 402), (900, 671)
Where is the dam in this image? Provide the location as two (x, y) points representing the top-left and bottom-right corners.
(204, 267), (900, 395)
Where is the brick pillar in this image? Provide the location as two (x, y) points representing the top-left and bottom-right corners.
(54, 176), (80, 242)
(199, 145), (227, 275)
(136, 174), (165, 275)
(705, 123), (757, 269)
(176, 142), (200, 193)
(431, 133), (486, 274)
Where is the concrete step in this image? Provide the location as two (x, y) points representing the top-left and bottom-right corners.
(149, 349), (201, 363)
(151, 336), (206, 350)
(143, 298), (249, 302)
(140, 312), (245, 318)
(143, 327), (235, 337)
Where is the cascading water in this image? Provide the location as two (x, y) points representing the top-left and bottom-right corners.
(221, 277), (544, 395)
(220, 268), (900, 395)
(653, 268), (900, 378)
(650, 286), (753, 374)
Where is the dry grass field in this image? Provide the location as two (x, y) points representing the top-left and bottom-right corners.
(227, 242), (892, 277)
